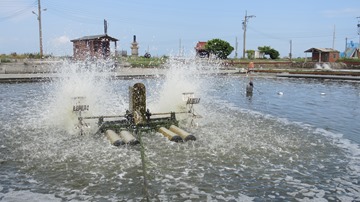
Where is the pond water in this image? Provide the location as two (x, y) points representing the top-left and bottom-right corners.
(0, 61), (359, 201)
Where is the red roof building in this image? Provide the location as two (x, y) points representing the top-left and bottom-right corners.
(195, 41), (209, 58)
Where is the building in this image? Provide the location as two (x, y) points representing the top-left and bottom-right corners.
(304, 48), (340, 62)
(254, 50), (265, 59)
(343, 48), (360, 58)
(70, 34), (118, 60)
(341, 42), (360, 58)
(195, 41), (209, 58)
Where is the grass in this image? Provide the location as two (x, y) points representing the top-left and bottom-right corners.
(1, 52), (359, 69)
(337, 58), (360, 63)
(0, 53), (52, 62)
(119, 56), (168, 68)
(225, 57), (307, 63)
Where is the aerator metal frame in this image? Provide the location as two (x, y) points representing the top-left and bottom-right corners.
(73, 83), (200, 144)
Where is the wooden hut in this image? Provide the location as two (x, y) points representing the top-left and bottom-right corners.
(71, 34), (118, 60)
(304, 48), (339, 62)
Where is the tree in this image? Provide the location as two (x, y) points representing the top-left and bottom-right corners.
(246, 50), (255, 59)
(267, 49), (280, 59)
(205, 39), (234, 59)
(258, 46), (280, 59)
(258, 46), (271, 55)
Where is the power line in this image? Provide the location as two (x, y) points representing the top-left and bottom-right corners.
(247, 26), (333, 40)
(43, 1), (137, 26)
(0, 0), (37, 22)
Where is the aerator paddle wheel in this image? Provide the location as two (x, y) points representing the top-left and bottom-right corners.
(73, 83), (201, 146)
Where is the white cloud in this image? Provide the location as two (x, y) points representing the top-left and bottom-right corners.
(52, 35), (71, 46)
(46, 35), (72, 56)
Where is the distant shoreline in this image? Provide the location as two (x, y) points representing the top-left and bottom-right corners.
(1, 59), (360, 83)
(0, 67), (359, 84)
(1, 58), (360, 72)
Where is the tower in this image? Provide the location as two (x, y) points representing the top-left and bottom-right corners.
(131, 35), (139, 57)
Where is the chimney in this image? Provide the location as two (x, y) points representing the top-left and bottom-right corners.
(104, 19), (108, 35)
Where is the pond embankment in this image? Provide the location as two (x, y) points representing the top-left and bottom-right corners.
(223, 60), (360, 69)
(0, 60), (61, 74)
(1, 59), (360, 83)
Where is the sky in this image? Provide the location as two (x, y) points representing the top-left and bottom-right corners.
(1, 0), (360, 58)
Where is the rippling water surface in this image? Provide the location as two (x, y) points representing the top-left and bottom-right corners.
(0, 64), (359, 201)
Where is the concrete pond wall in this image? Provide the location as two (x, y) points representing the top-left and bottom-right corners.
(0, 60), (61, 74)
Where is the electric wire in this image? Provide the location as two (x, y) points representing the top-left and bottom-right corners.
(0, 0), (37, 22)
(43, 0), (135, 25)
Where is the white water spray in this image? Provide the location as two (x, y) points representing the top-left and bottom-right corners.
(42, 60), (122, 134)
(152, 56), (221, 113)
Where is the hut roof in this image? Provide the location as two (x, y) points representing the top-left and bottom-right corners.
(195, 41), (207, 50)
(71, 34), (118, 42)
(304, 48), (339, 53)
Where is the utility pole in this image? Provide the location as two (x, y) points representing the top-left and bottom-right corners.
(32, 0), (46, 58)
(345, 37), (348, 58)
(289, 40), (292, 61)
(235, 37), (238, 58)
(242, 10), (255, 59)
(357, 17), (360, 49)
(179, 38), (182, 57)
(332, 25), (336, 49)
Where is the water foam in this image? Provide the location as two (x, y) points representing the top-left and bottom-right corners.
(0, 190), (62, 202)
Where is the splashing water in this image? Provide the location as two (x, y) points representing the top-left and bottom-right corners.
(42, 57), (220, 134)
(151, 56), (221, 113)
(42, 60), (123, 134)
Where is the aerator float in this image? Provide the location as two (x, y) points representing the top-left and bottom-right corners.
(72, 83), (201, 146)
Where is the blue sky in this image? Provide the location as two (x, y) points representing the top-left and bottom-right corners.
(1, 0), (360, 58)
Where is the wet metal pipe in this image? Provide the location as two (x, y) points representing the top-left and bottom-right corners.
(158, 127), (183, 142)
(151, 111), (188, 116)
(119, 130), (140, 145)
(169, 125), (196, 141)
(105, 130), (124, 146)
(82, 111), (188, 120)
(83, 115), (125, 119)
